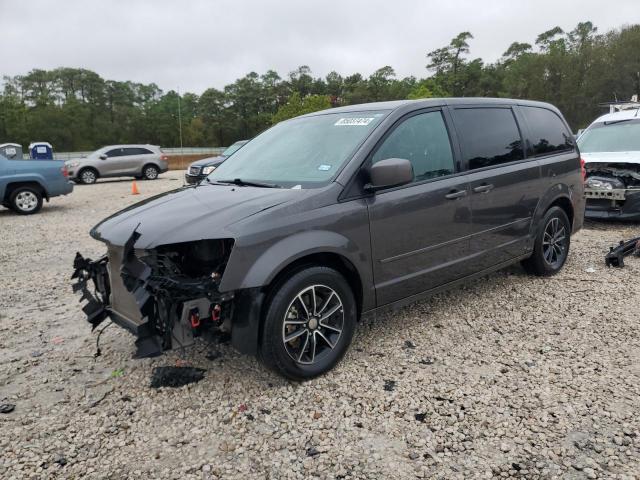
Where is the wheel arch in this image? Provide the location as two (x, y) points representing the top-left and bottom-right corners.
(78, 166), (99, 180)
(4, 181), (48, 202)
(530, 184), (576, 238)
(263, 251), (364, 319)
(142, 162), (160, 173)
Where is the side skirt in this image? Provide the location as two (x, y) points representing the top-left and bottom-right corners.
(361, 254), (530, 321)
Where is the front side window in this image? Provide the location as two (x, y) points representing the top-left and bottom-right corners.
(453, 107), (524, 170)
(521, 106), (574, 156)
(371, 111), (454, 182)
(578, 119), (640, 153)
(209, 111), (388, 188)
(105, 148), (123, 158)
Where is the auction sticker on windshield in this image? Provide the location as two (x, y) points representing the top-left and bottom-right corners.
(334, 117), (375, 126)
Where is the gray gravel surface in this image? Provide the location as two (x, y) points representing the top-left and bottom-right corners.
(1, 171), (639, 479)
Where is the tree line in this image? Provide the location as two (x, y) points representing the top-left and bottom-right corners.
(1, 22), (638, 151)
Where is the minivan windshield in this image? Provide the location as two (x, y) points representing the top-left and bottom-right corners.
(222, 141), (247, 157)
(208, 111), (388, 188)
(578, 119), (640, 153)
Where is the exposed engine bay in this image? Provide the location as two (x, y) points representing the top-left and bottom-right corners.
(585, 162), (640, 197)
(584, 162), (640, 219)
(72, 230), (236, 358)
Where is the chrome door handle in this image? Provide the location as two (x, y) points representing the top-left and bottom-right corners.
(473, 184), (494, 194)
(445, 189), (467, 200)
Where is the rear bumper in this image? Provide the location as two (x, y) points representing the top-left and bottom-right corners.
(585, 190), (640, 221)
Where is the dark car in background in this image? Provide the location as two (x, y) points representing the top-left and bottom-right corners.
(73, 98), (583, 380)
(184, 140), (248, 184)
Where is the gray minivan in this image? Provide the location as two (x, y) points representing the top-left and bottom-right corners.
(73, 98), (584, 380)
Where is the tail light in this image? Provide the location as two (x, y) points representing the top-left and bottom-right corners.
(580, 157), (586, 182)
(61, 165), (69, 178)
(160, 154), (169, 161)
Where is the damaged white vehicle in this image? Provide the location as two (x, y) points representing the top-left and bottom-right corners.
(578, 107), (640, 220)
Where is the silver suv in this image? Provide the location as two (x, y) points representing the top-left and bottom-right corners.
(66, 145), (169, 184)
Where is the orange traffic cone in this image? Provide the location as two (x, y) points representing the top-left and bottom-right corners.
(131, 181), (140, 195)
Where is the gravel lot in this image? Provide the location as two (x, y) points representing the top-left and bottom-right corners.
(1, 171), (639, 479)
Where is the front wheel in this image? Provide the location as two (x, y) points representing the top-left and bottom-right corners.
(522, 206), (571, 276)
(260, 267), (356, 380)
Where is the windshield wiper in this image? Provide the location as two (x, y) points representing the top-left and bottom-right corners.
(214, 178), (281, 188)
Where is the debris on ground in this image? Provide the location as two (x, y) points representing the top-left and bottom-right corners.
(0, 403), (16, 414)
(149, 366), (206, 388)
(383, 379), (396, 391)
(605, 235), (640, 267)
(403, 340), (416, 349)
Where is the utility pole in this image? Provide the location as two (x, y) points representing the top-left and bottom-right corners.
(177, 87), (184, 168)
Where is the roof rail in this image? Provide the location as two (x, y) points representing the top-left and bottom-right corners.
(599, 95), (640, 113)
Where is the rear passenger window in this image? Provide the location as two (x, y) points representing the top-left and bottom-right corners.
(521, 106), (574, 156)
(453, 108), (524, 170)
(372, 111), (454, 182)
(123, 148), (150, 156)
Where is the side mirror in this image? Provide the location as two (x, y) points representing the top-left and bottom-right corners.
(365, 158), (414, 192)
(99, 154), (107, 160)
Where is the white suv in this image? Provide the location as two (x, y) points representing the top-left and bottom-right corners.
(66, 144), (169, 184)
(578, 106), (640, 220)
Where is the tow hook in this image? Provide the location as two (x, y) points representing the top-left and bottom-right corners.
(190, 309), (201, 328)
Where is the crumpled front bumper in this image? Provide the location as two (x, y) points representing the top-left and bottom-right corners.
(71, 230), (234, 358)
(584, 189), (640, 221)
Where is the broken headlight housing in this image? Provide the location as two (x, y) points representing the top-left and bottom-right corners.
(586, 175), (625, 190)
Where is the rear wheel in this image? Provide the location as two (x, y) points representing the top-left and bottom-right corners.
(522, 206), (571, 276)
(142, 164), (159, 180)
(78, 168), (98, 185)
(260, 267), (356, 380)
(9, 187), (43, 214)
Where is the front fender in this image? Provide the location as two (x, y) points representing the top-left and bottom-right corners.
(220, 229), (365, 292)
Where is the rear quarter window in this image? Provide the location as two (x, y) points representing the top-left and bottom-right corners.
(521, 106), (574, 156)
(453, 107), (524, 170)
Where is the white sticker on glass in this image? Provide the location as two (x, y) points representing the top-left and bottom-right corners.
(334, 117), (375, 126)
(317, 164), (332, 171)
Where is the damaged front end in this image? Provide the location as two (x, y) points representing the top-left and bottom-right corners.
(72, 231), (236, 358)
(584, 162), (640, 220)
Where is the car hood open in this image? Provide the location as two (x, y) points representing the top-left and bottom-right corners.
(582, 151), (640, 165)
(90, 184), (304, 248)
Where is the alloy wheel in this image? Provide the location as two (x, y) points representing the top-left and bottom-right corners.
(542, 217), (567, 268)
(282, 285), (344, 365)
(145, 167), (158, 179)
(81, 170), (96, 184)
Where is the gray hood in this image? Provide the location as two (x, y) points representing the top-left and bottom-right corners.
(90, 184), (305, 248)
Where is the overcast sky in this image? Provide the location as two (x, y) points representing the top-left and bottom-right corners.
(2, 0), (639, 94)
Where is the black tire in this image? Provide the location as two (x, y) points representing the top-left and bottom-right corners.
(522, 206), (571, 276)
(260, 266), (356, 380)
(9, 186), (43, 215)
(78, 168), (98, 185)
(142, 164), (159, 180)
